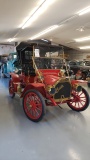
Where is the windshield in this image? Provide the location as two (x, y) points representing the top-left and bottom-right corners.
(35, 57), (64, 69)
(34, 46), (65, 69)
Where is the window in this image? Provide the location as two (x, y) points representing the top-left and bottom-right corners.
(25, 51), (33, 60)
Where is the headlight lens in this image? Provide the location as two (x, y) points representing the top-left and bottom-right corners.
(73, 84), (82, 92)
(47, 86), (56, 95)
(58, 69), (65, 77)
(49, 87), (56, 95)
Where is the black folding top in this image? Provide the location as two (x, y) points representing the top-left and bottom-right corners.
(16, 40), (62, 52)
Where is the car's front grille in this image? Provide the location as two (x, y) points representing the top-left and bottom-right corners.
(54, 81), (71, 101)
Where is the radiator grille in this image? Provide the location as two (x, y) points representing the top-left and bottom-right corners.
(54, 81), (71, 100)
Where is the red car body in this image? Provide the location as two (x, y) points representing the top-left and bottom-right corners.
(9, 40), (90, 122)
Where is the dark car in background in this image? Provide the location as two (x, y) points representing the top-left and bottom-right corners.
(76, 60), (90, 79)
(69, 60), (90, 87)
(69, 60), (90, 75)
(68, 61), (80, 74)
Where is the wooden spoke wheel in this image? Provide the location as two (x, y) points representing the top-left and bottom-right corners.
(23, 89), (46, 122)
(67, 88), (89, 111)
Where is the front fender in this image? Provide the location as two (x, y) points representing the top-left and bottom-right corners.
(21, 83), (46, 98)
(71, 79), (87, 85)
(10, 73), (20, 83)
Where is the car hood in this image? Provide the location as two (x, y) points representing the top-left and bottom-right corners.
(43, 75), (59, 86)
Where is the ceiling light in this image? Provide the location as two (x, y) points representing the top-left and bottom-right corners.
(78, 6), (90, 16)
(75, 36), (90, 42)
(80, 28), (84, 32)
(30, 25), (59, 40)
(8, 38), (15, 42)
(41, 39), (49, 42)
(22, 0), (55, 29)
(79, 46), (90, 49)
(76, 27), (84, 32)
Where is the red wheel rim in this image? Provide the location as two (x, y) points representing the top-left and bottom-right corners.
(24, 92), (42, 120)
(9, 81), (14, 96)
(69, 90), (87, 111)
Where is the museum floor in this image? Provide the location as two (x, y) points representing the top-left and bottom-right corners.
(0, 77), (90, 160)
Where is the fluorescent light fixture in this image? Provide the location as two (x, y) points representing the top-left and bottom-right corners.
(76, 27), (84, 32)
(41, 39), (49, 42)
(22, 0), (55, 29)
(8, 38), (15, 42)
(30, 25), (59, 40)
(79, 46), (90, 49)
(75, 36), (90, 42)
(78, 6), (90, 16)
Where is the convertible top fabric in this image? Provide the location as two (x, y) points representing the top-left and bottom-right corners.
(16, 40), (62, 51)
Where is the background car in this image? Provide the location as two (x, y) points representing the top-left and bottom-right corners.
(69, 60), (90, 76)
(68, 60), (80, 74)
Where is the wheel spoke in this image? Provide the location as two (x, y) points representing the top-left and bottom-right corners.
(27, 96), (33, 102)
(33, 110), (37, 117)
(79, 101), (84, 107)
(36, 106), (42, 111)
(80, 99), (86, 102)
(80, 97), (85, 99)
(74, 101), (76, 107)
(78, 92), (83, 96)
(34, 96), (40, 103)
(30, 108), (33, 115)
(36, 102), (42, 106)
(35, 109), (40, 116)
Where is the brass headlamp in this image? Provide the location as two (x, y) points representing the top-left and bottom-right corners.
(46, 85), (56, 95)
(72, 84), (82, 92)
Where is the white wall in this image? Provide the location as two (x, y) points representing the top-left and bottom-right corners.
(0, 45), (14, 55)
(65, 49), (90, 61)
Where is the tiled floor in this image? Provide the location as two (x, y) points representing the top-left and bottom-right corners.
(0, 77), (90, 160)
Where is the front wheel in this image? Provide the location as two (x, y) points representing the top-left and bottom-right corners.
(9, 79), (15, 98)
(67, 88), (89, 112)
(23, 89), (46, 122)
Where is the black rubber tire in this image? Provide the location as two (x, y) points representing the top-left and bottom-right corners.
(9, 79), (15, 98)
(23, 89), (46, 122)
(67, 88), (89, 112)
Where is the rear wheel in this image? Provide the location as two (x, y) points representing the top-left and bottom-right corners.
(23, 89), (46, 122)
(9, 79), (15, 98)
(67, 88), (89, 111)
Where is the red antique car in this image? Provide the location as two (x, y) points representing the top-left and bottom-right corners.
(9, 40), (90, 122)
